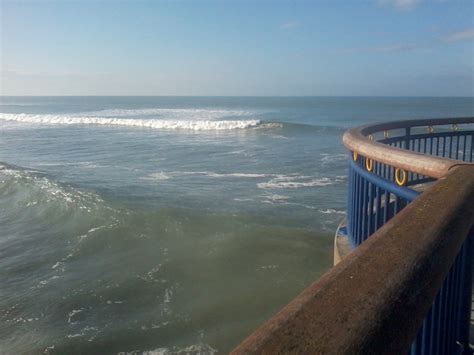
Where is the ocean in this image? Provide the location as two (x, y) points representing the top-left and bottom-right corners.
(1, 96), (473, 354)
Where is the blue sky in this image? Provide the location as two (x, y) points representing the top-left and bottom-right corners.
(1, 0), (473, 96)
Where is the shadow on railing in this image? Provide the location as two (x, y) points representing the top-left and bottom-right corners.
(232, 117), (474, 354)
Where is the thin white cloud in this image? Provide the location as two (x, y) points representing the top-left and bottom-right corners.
(442, 28), (474, 43)
(342, 43), (421, 54)
(370, 43), (419, 52)
(280, 21), (299, 30)
(1, 68), (111, 78)
(343, 27), (473, 55)
(377, 0), (421, 10)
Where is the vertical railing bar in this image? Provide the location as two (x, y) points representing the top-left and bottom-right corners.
(375, 186), (382, 231)
(447, 266), (456, 352)
(455, 134), (460, 160)
(368, 182), (374, 236)
(354, 171), (361, 246)
(421, 309), (432, 355)
(469, 134), (474, 163)
(458, 236), (472, 348)
(357, 170), (364, 245)
(442, 136), (446, 157)
(449, 135), (453, 159)
(347, 163), (353, 241)
(454, 244), (465, 343)
(450, 254), (461, 351)
(430, 292), (440, 355)
(435, 285), (445, 354)
(361, 177), (368, 242)
(461, 134), (466, 162)
(383, 190), (390, 225)
(441, 271), (452, 353)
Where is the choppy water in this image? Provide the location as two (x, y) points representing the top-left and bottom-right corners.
(1, 96), (473, 354)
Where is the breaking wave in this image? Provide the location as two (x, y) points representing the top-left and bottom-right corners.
(0, 113), (265, 130)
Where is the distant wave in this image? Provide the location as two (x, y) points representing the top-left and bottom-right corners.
(0, 109), (350, 132)
(81, 108), (258, 119)
(0, 113), (265, 130)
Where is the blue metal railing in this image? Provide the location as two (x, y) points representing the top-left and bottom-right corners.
(345, 118), (474, 354)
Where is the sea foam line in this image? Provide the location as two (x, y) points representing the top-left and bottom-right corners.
(142, 171), (343, 190)
(257, 176), (334, 189)
(81, 108), (257, 119)
(142, 171), (271, 181)
(0, 113), (262, 130)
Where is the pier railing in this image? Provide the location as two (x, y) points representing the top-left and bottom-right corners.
(345, 117), (474, 247)
(232, 117), (474, 354)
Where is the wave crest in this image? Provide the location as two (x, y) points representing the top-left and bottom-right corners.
(0, 113), (263, 130)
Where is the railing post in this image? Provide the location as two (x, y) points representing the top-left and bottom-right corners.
(404, 127), (411, 150)
(459, 230), (472, 354)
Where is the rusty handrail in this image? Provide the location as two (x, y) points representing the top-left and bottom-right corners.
(343, 117), (474, 179)
(231, 165), (474, 354)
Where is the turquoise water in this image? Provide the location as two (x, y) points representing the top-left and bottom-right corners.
(1, 96), (473, 354)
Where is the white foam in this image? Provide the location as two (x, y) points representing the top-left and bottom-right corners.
(164, 288), (173, 303)
(88, 225), (107, 233)
(136, 343), (218, 355)
(0, 113), (262, 130)
(51, 261), (64, 269)
(67, 309), (84, 324)
(144, 171), (270, 180)
(262, 194), (290, 204)
(318, 208), (346, 215)
(205, 172), (269, 178)
(142, 172), (171, 181)
(320, 153), (348, 163)
(258, 176), (334, 189)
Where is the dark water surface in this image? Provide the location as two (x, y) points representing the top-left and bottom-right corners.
(1, 96), (473, 354)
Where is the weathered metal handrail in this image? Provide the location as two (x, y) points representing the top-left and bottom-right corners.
(343, 117), (474, 178)
(233, 117), (474, 354)
(346, 117), (474, 247)
(231, 165), (474, 354)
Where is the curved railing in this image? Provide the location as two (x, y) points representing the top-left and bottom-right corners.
(343, 117), (474, 247)
(343, 117), (474, 354)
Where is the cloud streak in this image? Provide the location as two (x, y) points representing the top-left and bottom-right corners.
(342, 43), (421, 54)
(0, 68), (111, 79)
(377, 0), (421, 10)
(280, 21), (299, 30)
(344, 26), (474, 55)
(442, 28), (474, 43)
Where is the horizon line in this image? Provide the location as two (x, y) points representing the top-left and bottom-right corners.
(1, 95), (474, 98)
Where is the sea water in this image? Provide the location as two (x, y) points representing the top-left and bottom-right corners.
(1, 96), (473, 354)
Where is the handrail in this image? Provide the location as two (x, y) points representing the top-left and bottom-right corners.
(350, 160), (419, 201)
(231, 165), (474, 354)
(343, 117), (474, 179)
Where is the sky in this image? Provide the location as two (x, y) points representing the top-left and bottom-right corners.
(0, 0), (473, 96)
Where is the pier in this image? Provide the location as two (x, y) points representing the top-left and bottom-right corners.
(232, 117), (474, 354)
